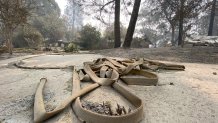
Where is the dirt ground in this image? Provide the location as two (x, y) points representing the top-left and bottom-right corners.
(0, 47), (218, 123)
(94, 47), (218, 64)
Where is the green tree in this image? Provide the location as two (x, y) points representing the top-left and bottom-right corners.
(65, 0), (83, 41)
(0, 0), (33, 54)
(27, 0), (64, 44)
(140, 0), (210, 47)
(31, 14), (67, 43)
(159, 0), (209, 46)
(73, 0), (127, 48)
(23, 25), (43, 48)
(13, 26), (43, 48)
(34, 0), (60, 16)
(104, 24), (126, 42)
(79, 24), (101, 50)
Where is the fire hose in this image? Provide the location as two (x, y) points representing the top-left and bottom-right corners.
(32, 58), (185, 123)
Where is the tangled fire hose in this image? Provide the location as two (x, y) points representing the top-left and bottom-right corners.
(33, 58), (185, 123)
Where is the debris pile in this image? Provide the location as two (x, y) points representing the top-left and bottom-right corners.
(82, 101), (131, 116)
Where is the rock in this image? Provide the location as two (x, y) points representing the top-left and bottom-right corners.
(169, 82), (174, 85)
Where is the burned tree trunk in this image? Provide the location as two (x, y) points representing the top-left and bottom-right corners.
(4, 28), (13, 55)
(123, 0), (141, 48)
(178, 0), (184, 46)
(171, 26), (175, 46)
(208, 0), (216, 36)
(114, 0), (121, 48)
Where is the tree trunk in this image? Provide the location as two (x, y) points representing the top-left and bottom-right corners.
(114, 0), (121, 48)
(72, 0), (76, 40)
(9, 40), (12, 55)
(6, 38), (13, 55)
(5, 29), (13, 55)
(123, 0), (141, 48)
(178, 0), (184, 47)
(208, 0), (216, 36)
(171, 26), (175, 46)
